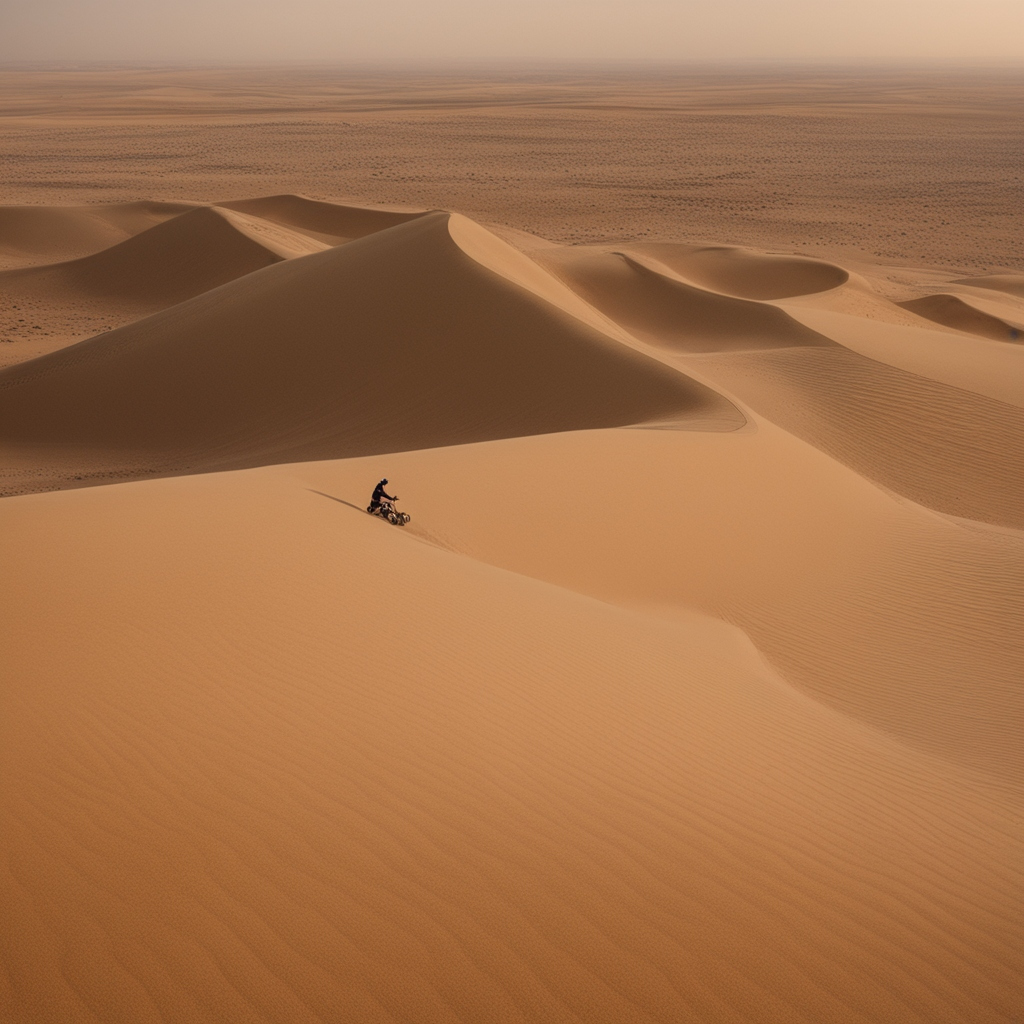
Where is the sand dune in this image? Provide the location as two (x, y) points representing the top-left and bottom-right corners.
(0, 205), (330, 367)
(1, 185), (1022, 1024)
(218, 193), (426, 245)
(954, 273), (1024, 298)
(0, 205), (331, 306)
(688, 345), (1024, 530)
(308, 427), (1024, 787)
(536, 246), (833, 351)
(0, 200), (196, 269)
(897, 293), (1022, 342)
(0, 212), (736, 492)
(632, 243), (849, 299)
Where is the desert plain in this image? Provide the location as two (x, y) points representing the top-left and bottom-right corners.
(1, 66), (1023, 1023)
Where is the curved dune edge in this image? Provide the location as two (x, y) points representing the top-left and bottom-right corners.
(630, 241), (850, 299)
(217, 193), (427, 245)
(953, 273), (1024, 299)
(535, 245), (834, 352)
(686, 344), (1024, 531)
(897, 293), (1022, 342)
(0, 200), (199, 268)
(0, 206), (306, 308)
(326, 426), (1024, 791)
(0, 212), (742, 494)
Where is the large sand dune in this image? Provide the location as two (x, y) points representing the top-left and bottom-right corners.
(2, 190), (1022, 1024)
(0, 211), (734, 492)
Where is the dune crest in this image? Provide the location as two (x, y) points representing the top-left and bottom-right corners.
(953, 273), (1024, 299)
(218, 193), (426, 245)
(633, 242), (850, 299)
(897, 293), (1022, 341)
(0, 206), (297, 308)
(0, 200), (198, 269)
(536, 246), (833, 351)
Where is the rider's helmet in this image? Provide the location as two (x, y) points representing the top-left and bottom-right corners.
(381, 478), (388, 484)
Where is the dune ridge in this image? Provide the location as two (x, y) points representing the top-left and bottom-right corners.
(536, 246), (834, 351)
(897, 293), (1022, 342)
(0, 206), (299, 308)
(0, 200), (198, 269)
(953, 273), (1024, 299)
(631, 242), (850, 299)
(218, 193), (427, 244)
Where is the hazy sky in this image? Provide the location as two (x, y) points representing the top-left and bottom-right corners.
(3, 0), (1023, 64)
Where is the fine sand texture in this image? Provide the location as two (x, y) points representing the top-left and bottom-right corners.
(2, 68), (1024, 1024)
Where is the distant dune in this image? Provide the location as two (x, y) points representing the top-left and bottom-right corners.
(897, 293), (1022, 342)
(0, 200), (197, 268)
(2, 192), (1023, 1024)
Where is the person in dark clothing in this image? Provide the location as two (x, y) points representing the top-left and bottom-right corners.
(369, 478), (397, 514)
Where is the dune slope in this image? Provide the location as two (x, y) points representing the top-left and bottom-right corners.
(0, 200), (197, 269)
(0, 205), (304, 308)
(687, 345), (1024, 530)
(218, 193), (426, 245)
(897, 293), (1022, 342)
(309, 425), (1024, 790)
(631, 243), (849, 299)
(0, 212), (738, 491)
(537, 247), (833, 351)
(1, 459), (1021, 1024)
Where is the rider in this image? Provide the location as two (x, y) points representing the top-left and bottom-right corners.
(369, 478), (397, 515)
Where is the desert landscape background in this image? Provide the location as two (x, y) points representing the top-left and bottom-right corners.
(1, 66), (1023, 1023)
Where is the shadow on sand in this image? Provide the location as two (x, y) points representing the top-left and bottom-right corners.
(308, 489), (366, 513)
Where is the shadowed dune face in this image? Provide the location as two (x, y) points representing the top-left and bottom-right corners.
(897, 293), (1022, 342)
(0, 212), (739, 484)
(634, 243), (849, 299)
(536, 246), (834, 351)
(0, 200), (197, 269)
(1, 206), (292, 308)
(218, 193), (426, 245)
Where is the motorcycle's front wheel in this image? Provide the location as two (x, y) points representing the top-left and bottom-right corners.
(401, 514), (411, 525)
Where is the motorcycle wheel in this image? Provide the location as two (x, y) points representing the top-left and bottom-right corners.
(401, 514), (411, 525)
(387, 512), (399, 524)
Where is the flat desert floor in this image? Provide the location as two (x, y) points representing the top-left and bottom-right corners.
(1, 68), (1023, 1023)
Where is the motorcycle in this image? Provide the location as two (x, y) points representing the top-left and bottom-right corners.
(367, 499), (411, 526)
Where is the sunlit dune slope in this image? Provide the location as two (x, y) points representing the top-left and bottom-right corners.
(314, 426), (1024, 790)
(898, 293), (1023, 342)
(0, 200), (197, 269)
(632, 242), (849, 299)
(0, 212), (738, 484)
(218, 193), (426, 245)
(536, 246), (833, 351)
(2, 459), (1021, 1024)
(686, 343), (1024, 530)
